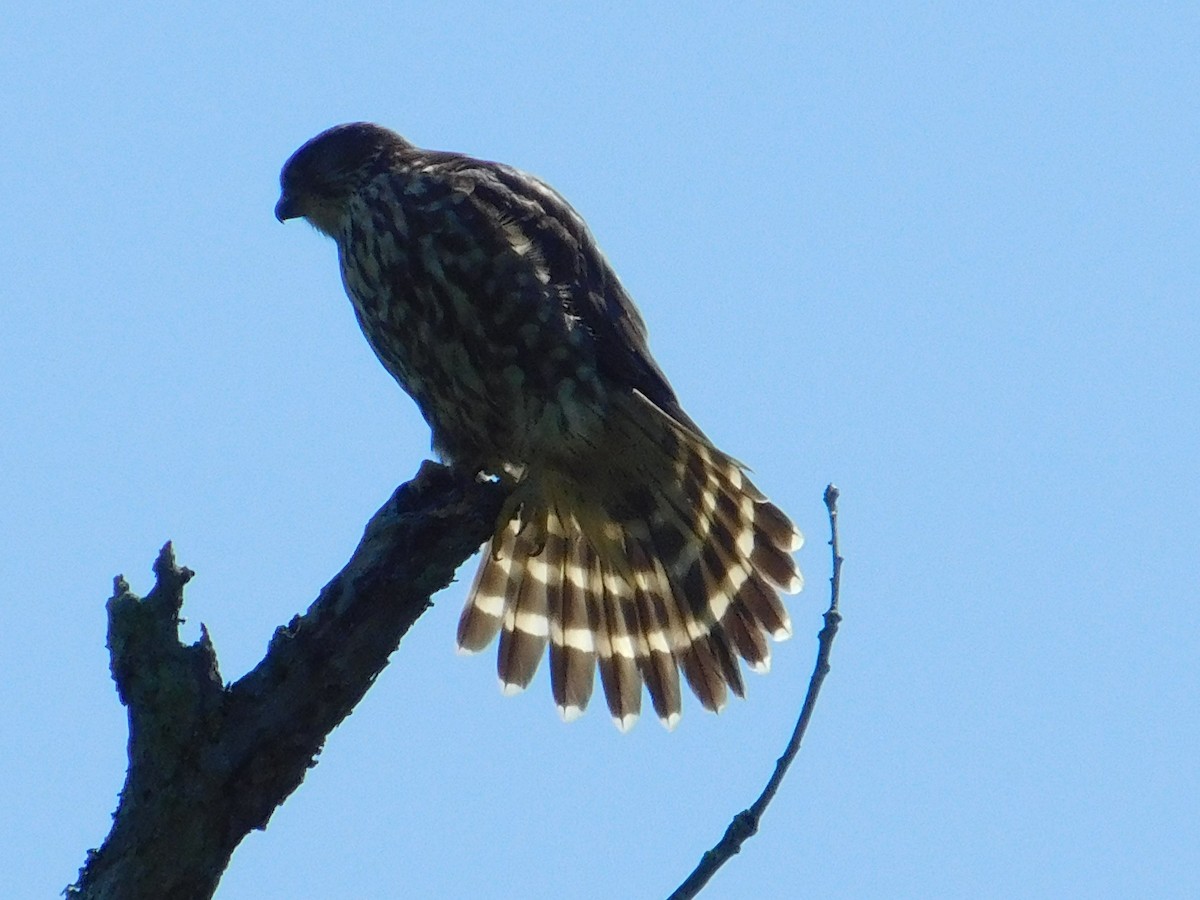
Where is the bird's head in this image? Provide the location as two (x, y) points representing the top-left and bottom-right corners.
(275, 122), (411, 237)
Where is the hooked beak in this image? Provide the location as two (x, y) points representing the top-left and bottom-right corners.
(275, 193), (300, 223)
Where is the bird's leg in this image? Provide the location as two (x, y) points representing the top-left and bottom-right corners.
(514, 478), (551, 557)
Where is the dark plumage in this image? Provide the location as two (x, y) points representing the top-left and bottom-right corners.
(277, 122), (802, 730)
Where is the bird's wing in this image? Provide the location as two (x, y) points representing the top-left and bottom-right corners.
(425, 152), (706, 437)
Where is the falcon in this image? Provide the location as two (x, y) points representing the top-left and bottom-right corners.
(275, 123), (802, 730)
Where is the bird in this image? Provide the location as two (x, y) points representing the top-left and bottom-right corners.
(275, 123), (803, 731)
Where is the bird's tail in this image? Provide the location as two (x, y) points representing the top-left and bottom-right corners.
(456, 392), (803, 731)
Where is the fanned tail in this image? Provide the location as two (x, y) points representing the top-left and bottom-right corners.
(455, 391), (802, 730)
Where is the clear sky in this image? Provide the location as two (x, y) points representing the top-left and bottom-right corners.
(3, 4), (1197, 899)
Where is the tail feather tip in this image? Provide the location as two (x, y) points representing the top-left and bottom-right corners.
(499, 678), (527, 697)
(612, 712), (639, 733)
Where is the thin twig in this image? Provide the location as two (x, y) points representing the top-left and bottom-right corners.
(667, 484), (843, 900)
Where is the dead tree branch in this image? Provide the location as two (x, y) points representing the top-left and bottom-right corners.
(69, 461), (506, 900)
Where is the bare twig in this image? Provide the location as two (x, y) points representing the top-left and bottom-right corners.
(667, 484), (844, 900)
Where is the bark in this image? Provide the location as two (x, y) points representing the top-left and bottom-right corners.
(69, 461), (506, 900)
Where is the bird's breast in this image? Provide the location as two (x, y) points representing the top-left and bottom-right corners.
(338, 221), (610, 476)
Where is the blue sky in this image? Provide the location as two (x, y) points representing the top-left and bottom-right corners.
(3, 4), (1197, 898)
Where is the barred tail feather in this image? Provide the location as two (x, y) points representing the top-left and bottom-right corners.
(678, 632), (731, 714)
(625, 535), (683, 729)
(733, 571), (793, 644)
(496, 522), (551, 695)
(549, 526), (597, 722)
(594, 564), (642, 731)
(722, 598), (771, 674)
(456, 516), (520, 653)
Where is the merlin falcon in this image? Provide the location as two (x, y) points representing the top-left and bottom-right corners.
(275, 123), (803, 730)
